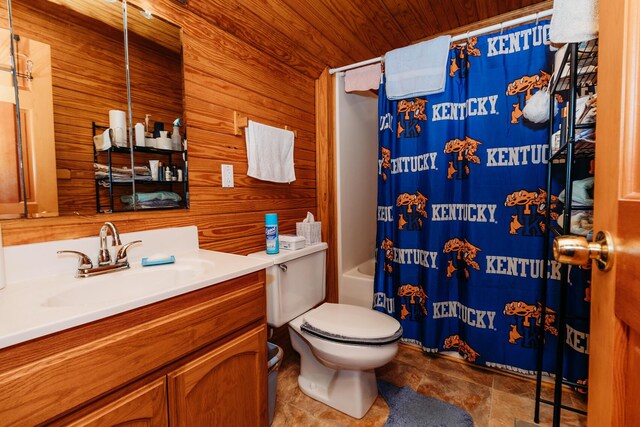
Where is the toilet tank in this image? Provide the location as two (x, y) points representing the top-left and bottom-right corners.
(249, 243), (327, 327)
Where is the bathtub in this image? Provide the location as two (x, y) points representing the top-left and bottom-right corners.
(340, 259), (375, 309)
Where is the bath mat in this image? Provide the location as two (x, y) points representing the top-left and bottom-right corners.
(378, 380), (474, 427)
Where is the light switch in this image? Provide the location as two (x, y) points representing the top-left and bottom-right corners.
(221, 164), (234, 188)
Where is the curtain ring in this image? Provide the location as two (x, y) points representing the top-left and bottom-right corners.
(535, 12), (539, 26)
(500, 22), (504, 35)
(466, 31), (470, 44)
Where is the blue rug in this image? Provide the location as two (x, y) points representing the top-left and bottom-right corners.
(378, 380), (474, 427)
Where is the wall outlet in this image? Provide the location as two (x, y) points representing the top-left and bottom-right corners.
(221, 164), (234, 188)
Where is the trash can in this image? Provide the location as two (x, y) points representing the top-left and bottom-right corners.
(267, 342), (283, 425)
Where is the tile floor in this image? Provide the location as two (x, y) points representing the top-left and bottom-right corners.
(271, 345), (587, 427)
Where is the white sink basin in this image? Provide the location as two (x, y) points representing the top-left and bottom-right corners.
(0, 238), (273, 351)
(42, 258), (213, 308)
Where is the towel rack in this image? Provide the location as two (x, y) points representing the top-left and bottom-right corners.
(233, 111), (297, 137)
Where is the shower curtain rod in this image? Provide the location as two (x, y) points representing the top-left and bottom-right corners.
(329, 8), (553, 75)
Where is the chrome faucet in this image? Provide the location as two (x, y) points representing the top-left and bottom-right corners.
(58, 222), (141, 278)
(98, 222), (122, 266)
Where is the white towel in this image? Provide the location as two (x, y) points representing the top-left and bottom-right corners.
(384, 35), (452, 100)
(550, 0), (599, 43)
(245, 120), (296, 183)
(344, 63), (382, 92)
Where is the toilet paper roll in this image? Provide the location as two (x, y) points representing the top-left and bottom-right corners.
(109, 110), (127, 147)
(135, 123), (145, 147)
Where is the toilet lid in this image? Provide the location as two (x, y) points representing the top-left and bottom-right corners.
(300, 303), (403, 345)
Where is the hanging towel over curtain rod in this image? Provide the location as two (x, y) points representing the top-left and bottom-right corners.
(329, 9), (553, 75)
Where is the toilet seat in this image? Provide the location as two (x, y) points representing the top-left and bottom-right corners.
(300, 303), (402, 346)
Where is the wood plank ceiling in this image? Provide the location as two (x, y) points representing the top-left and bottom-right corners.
(180, 0), (549, 79)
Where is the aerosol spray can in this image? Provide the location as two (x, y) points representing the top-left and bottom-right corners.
(265, 213), (279, 254)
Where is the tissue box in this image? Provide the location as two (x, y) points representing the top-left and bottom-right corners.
(279, 234), (306, 250)
(296, 221), (321, 246)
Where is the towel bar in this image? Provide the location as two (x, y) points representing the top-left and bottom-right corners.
(233, 111), (297, 137)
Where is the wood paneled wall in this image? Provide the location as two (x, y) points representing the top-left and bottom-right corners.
(0, 0), (318, 256)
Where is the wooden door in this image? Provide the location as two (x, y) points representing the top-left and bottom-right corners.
(47, 377), (168, 427)
(167, 325), (268, 427)
(0, 28), (58, 218)
(589, 0), (640, 425)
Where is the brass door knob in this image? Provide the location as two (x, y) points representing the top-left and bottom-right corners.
(553, 231), (614, 271)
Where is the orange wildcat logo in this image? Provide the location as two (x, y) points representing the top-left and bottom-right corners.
(380, 147), (391, 182)
(444, 137), (482, 180)
(450, 37), (482, 78)
(506, 70), (551, 124)
(381, 237), (394, 274)
(443, 335), (480, 362)
(503, 301), (558, 348)
(397, 98), (427, 138)
(396, 191), (428, 231)
(505, 188), (558, 236)
(398, 284), (428, 321)
(443, 238), (482, 280)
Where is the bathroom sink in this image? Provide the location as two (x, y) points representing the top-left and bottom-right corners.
(42, 258), (214, 308)
(0, 226), (275, 351)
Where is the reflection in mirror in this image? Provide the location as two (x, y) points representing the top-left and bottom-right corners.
(6, 0), (128, 216)
(125, 2), (187, 211)
(2, 0), (186, 217)
(0, 2), (30, 219)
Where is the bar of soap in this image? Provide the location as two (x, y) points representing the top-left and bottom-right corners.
(141, 255), (175, 266)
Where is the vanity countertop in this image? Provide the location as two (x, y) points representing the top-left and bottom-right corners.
(0, 226), (272, 350)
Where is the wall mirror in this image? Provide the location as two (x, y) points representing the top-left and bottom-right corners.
(0, 0), (186, 219)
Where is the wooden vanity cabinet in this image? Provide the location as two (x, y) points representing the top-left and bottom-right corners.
(0, 271), (268, 427)
(168, 325), (266, 427)
(49, 377), (169, 427)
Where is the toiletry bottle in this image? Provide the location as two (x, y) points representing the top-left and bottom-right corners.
(149, 160), (159, 181)
(145, 114), (152, 136)
(177, 168), (183, 182)
(171, 118), (182, 151)
(158, 161), (164, 182)
(172, 164), (178, 181)
(265, 213), (279, 254)
(165, 164), (172, 181)
(134, 123), (145, 147)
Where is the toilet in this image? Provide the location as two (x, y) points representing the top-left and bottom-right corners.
(249, 243), (402, 419)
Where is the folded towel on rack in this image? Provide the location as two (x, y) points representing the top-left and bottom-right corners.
(122, 200), (181, 210)
(245, 120), (296, 183)
(344, 63), (382, 93)
(558, 177), (594, 206)
(550, 0), (599, 43)
(384, 35), (452, 100)
(120, 191), (182, 205)
(96, 173), (153, 184)
(94, 163), (150, 176)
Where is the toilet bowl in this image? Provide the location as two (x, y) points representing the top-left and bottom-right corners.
(248, 243), (402, 419)
(288, 303), (401, 418)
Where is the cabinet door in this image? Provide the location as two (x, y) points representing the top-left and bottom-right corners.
(51, 377), (168, 427)
(167, 325), (267, 427)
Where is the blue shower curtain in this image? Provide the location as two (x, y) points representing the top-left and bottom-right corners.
(374, 21), (590, 388)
